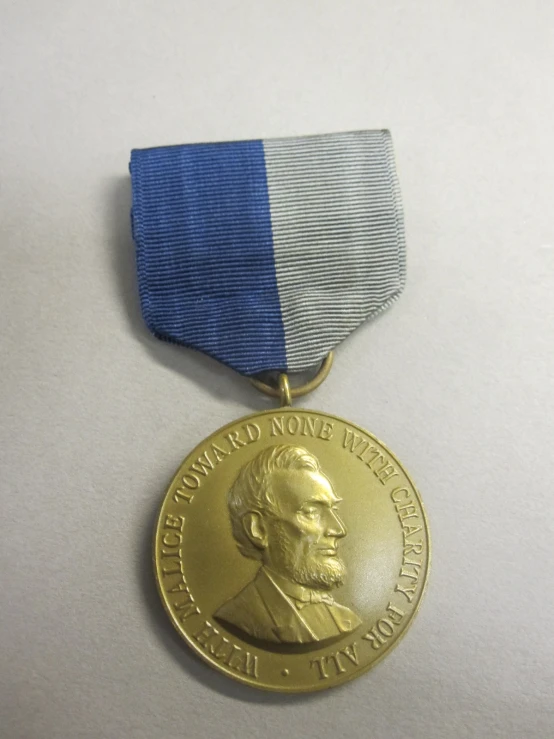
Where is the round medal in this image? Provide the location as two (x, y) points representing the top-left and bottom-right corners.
(154, 407), (430, 692)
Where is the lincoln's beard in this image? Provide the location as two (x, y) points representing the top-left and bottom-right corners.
(289, 555), (346, 590)
(271, 523), (346, 590)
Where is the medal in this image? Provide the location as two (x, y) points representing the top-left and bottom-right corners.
(130, 130), (430, 692)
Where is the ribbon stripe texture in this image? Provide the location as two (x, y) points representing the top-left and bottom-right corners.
(130, 130), (405, 375)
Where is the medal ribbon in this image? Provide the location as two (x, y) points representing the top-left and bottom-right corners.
(130, 130), (405, 375)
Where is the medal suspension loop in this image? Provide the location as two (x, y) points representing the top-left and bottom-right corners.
(250, 352), (334, 407)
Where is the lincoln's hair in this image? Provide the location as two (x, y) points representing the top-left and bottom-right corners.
(228, 445), (321, 560)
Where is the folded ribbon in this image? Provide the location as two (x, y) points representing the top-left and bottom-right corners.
(130, 130), (405, 375)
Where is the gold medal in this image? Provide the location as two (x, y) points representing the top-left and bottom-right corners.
(154, 371), (429, 692)
(132, 130), (429, 691)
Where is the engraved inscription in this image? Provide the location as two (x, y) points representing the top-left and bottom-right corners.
(173, 422), (261, 502)
(194, 621), (259, 679)
(342, 429), (399, 485)
(270, 415), (334, 441)
(391, 487), (425, 603)
(310, 643), (359, 680)
(362, 603), (405, 649)
(160, 514), (200, 621)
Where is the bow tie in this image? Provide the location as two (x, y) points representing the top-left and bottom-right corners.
(295, 591), (335, 609)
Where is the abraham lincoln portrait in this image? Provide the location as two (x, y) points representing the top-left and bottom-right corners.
(214, 445), (361, 645)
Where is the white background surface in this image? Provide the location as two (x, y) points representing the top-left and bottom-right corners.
(1, 2), (553, 737)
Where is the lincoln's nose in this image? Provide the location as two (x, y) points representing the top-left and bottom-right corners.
(326, 509), (346, 538)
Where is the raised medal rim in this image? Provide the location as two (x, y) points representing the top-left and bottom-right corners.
(153, 407), (431, 693)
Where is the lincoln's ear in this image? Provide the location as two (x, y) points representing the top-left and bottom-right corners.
(242, 512), (268, 550)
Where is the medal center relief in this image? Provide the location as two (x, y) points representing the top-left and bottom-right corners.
(214, 445), (362, 645)
(154, 410), (429, 691)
